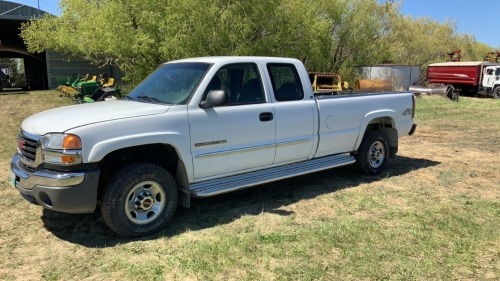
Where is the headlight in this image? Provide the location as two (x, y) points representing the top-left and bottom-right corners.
(42, 133), (82, 150)
(42, 133), (82, 165)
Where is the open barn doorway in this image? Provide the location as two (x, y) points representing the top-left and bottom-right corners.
(1, 2), (49, 91)
(0, 57), (26, 91)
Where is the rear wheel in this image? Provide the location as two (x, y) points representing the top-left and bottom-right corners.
(101, 163), (178, 237)
(355, 131), (389, 175)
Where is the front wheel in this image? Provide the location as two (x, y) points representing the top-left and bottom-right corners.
(355, 131), (390, 175)
(101, 163), (178, 237)
(493, 87), (500, 99)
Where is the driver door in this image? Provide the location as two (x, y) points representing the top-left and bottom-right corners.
(482, 68), (495, 88)
(189, 63), (276, 180)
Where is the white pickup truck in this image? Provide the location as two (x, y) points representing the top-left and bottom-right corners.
(11, 57), (417, 237)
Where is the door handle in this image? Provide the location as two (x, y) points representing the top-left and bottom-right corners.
(259, 112), (274, 122)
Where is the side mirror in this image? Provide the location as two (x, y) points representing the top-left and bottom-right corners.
(200, 90), (228, 108)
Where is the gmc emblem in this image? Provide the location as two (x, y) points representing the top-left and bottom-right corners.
(18, 139), (26, 150)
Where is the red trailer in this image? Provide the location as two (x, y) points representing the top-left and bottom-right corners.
(410, 61), (500, 100)
(432, 62), (500, 99)
(428, 61), (499, 90)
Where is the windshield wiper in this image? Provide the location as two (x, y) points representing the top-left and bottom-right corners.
(136, 95), (160, 104)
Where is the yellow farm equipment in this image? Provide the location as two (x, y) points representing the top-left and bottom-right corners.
(309, 72), (349, 93)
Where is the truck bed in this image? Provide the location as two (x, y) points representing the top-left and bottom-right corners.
(314, 91), (403, 99)
(313, 91), (415, 158)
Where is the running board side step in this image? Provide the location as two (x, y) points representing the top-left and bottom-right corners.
(190, 154), (356, 197)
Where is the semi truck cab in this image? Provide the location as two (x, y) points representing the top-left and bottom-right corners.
(481, 66), (500, 89)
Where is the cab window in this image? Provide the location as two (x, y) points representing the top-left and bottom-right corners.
(267, 63), (304, 101)
(203, 63), (265, 106)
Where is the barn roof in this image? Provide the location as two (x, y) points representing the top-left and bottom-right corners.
(0, 1), (50, 20)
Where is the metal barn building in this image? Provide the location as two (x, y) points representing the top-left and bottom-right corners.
(356, 64), (420, 91)
(0, 1), (118, 90)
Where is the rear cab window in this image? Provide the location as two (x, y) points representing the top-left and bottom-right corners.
(267, 63), (304, 101)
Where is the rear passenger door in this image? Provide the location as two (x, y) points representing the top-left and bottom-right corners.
(267, 63), (316, 164)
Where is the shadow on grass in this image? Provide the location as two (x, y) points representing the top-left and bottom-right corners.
(41, 155), (440, 247)
(0, 88), (31, 95)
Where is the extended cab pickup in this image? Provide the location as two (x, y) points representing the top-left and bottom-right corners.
(11, 57), (417, 237)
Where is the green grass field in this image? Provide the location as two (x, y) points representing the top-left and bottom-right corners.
(0, 91), (498, 280)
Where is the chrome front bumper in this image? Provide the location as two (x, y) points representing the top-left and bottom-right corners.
(10, 153), (100, 213)
(11, 154), (85, 190)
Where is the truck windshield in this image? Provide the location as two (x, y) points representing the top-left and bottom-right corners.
(127, 62), (211, 105)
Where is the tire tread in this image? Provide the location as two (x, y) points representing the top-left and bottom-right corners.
(101, 163), (178, 237)
(355, 131), (389, 176)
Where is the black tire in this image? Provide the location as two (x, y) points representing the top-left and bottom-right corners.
(101, 163), (178, 238)
(493, 87), (500, 99)
(355, 131), (390, 175)
(446, 85), (459, 101)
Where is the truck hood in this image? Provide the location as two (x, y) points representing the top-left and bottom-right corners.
(22, 100), (170, 135)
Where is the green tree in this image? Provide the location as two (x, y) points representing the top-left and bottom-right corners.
(20, 0), (496, 87)
(21, 0), (324, 85)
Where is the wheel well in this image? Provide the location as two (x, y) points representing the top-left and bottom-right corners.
(361, 117), (398, 157)
(366, 117), (394, 132)
(97, 144), (181, 200)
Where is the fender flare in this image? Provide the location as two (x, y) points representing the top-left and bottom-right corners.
(353, 110), (396, 150)
(86, 132), (194, 181)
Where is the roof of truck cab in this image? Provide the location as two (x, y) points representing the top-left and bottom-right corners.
(166, 56), (302, 65)
(428, 61), (500, 67)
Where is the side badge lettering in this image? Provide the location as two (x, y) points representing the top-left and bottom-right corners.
(195, 140), (228, 147)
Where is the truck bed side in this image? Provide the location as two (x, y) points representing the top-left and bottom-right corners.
(313, 92), (415, 158)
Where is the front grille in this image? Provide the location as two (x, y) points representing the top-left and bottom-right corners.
(21, 163), (36, 173)
(19, 133), (39, 162)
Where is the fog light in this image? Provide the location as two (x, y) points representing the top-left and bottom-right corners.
(44, 155), (62, 163)
(61, 155), (75, 164)
(43, 154), (77, 164)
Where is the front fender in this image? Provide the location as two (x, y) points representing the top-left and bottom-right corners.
(66, 106), (192, 180)
(86, 132), (193, 179)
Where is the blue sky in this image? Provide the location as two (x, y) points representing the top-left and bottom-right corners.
(399, 0), (499, 48)
(6, 0), (500, 48)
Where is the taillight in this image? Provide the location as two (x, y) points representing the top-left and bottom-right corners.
(412, 94), (416, 118)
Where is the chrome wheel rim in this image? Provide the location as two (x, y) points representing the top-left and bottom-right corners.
(125, 181), (166, 225)
(368, 141), (385, 168)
